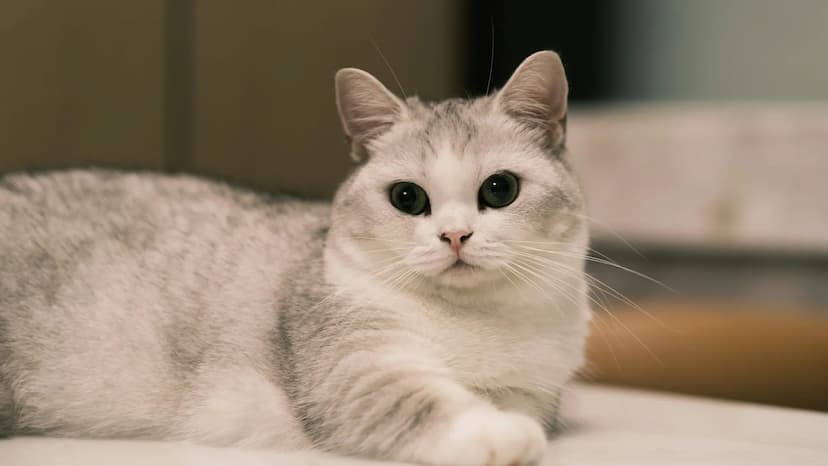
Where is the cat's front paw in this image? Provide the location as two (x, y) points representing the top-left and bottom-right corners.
(415, 406), (547, 466)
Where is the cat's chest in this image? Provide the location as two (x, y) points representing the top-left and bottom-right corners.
(412, 298), (589, 393)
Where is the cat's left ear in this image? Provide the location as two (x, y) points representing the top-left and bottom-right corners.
(495, 51), (568, 152)
(335, 68), (407, 162)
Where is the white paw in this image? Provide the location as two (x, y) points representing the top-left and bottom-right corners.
(414, 406), (547, 466)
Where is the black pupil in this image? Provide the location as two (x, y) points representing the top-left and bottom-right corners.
(488, 176), (511, 200)
(398, 186), (417, 208)
(391, 182), (427, 215)
(478, 172), (518, 209)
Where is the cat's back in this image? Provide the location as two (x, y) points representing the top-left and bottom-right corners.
(0, 169), (329, 302)
(0, 168), (328, 240)
(0, 169), (329, 437)
(0, 168), (328, 263)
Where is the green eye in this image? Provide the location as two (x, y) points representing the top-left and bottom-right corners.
(479, 172), (520, 209)
(389, 182), (430, 215)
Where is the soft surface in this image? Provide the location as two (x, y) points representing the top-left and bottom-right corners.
(1, 383), (826, 466)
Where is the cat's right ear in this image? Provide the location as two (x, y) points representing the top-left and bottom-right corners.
(495, 51), (568, 153)
(335, 68), (406, 162)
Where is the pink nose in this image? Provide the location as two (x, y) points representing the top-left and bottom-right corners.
(439, 230), (473, 254)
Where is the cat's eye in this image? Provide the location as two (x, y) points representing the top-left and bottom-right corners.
(478, 172), (520, 209)
(389, 182), (430, 215)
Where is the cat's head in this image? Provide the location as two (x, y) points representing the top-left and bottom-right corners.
(329, 51), (586, 291)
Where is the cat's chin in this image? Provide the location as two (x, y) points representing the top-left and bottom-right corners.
(428, 261), (502, 290)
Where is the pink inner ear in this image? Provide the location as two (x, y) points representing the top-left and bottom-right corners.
(343, 108), (395, 145)
(497, 52), (568, 150)
(498, 52), (568, 127)
(335, 68), (404, 160)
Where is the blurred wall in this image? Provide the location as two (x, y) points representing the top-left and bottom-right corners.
(191, 1), (465, 197)
(609, 0), (828, 100)
(0, 0), (165, 170)
(0, 1), (466, 197)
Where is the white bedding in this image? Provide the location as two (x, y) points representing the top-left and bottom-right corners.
(2, 384), (826, 466)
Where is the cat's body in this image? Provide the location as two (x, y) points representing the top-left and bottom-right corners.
(0, 170), (323, 446)
(0, 52), (590, 465)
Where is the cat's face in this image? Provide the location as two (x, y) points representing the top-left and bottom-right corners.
(331, 52), (585, 290)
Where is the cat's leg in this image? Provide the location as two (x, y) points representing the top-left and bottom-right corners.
(0, 376), (14, 437)
(172, 365), (311, 449)
(294, 350), (547, 466)
(493, 388), (563, 436)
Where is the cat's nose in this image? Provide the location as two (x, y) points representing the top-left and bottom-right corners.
(439, 230), (473, 254)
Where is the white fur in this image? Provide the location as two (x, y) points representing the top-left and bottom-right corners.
(400, 406), (548, 466)
(1, 51), (588, 466)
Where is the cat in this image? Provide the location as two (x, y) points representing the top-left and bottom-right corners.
(0, 51), (590, 466)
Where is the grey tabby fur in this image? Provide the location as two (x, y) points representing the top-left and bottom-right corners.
(0, 51), (590, 466)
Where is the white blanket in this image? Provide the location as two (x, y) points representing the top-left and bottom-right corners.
(2, 384), (826, 466)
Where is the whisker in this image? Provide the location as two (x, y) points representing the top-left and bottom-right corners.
(503, 262), (583, 320)
(588, 308), (623, 372)
(371, 254), (408, 270)
(502, 239), (618, 263)
(485, 16), (495, 95)
(509, 260), (584, 310)
(352, 236), (416, 245)
(508, 247), (669, 330)
(583, 275), (671, 331)
(501, 263), (551, 302)
(514, 249), (661, 325)
(509, 244), (674, 292)
(512, 258), (603, 314)
(384, 268), (420, 294)
(509, 255), (664, 364)
(498, 268), (524, 298)
(594, 300), (663, 366)
(568, 212), (646, 259)
(361, 247), (412, 253)
(368, 36), (407, 99)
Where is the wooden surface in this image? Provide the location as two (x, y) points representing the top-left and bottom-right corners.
(583, 300), (828, 411)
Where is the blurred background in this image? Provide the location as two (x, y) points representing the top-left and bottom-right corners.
(1, 1), (826, 411)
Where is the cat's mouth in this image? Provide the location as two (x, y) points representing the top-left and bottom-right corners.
(445, 259), (479, 273)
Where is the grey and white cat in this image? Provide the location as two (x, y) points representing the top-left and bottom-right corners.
(0, 51), (590, 466)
